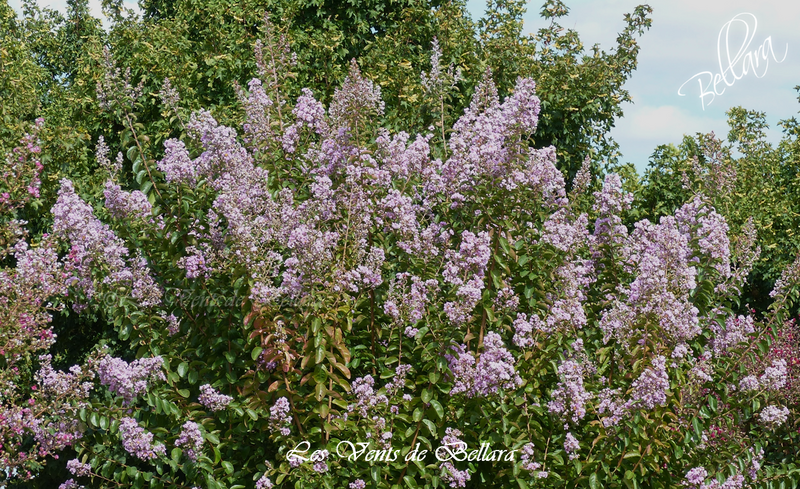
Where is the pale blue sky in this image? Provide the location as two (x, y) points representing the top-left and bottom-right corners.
(9, 0), (800, 174)
(466, 0), (800, 173)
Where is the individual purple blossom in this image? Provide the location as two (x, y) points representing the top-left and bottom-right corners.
(66, 459), (91, 477)
(349, 480), (366, 489)
(757, 404), (788, 428)
(119, 417), (166, 461)
(97, 355), (165, 405)
(269, 397), (292, 436)
(175, 421), (203, 461)
(198, 384), (233, 411)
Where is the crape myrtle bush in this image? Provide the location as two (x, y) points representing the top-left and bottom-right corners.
(635, 106), (800, 316)
(3, 23), (800, 489)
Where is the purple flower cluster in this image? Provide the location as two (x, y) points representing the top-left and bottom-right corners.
(384, 273), (439, 337)
(329, 59), (384, 133)
(158, 139), (197, 185)
(177, 246), (211, 279)
(52, 180), (161, 308)
(59, 479), (84, 489)
(596, 388), (627, 428)
(175, 421), (203, 461)
(256, 475), (274, 489)
(684, 467), (708, 487)
(119, 417), (166, 461)
(439, 428), (470, 488)
(312, 449), (329, 473)
(630, 356), (670, 410)
(442, 231), (491, 325)
(444, 74), (556, 200)
(268, 397), (292, 436)
(548, 340), (594, 423)
(709, 314), (755, 354)
(675, 196), (731, 280)
(66, 459), (91, 477)
(757, 405), (789, 428)
(103, 181), (152, 220)
(237, 78), (274, 148)
(599, 208), (703, 347)
(97, 355), (165, 405)
(95, 136), (121, 175)
(349, 375), (388, 417)
(349, 479), (366, 489)
(198, 384), (233, 411)
(760, 359), (788, 391)
(519, 443), (543, 477)
(447, 332), (521, 398)
(563, 432), (580, 460)
(592, 174), (633, 241)
(35, 355), (93, 403)
(421, 38), (461, 99)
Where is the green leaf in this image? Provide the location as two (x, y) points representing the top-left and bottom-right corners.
(177, 362), (189, 378)
(429, 399), (444, 420)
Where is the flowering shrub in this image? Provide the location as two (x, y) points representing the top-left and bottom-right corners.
(1, 29), (799, 489)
